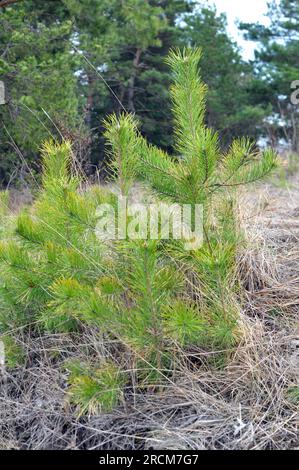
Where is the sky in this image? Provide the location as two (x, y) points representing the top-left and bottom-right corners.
(204, 0), (271, 60)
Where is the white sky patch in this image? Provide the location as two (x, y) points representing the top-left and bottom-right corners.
(203, 0), (271, 60)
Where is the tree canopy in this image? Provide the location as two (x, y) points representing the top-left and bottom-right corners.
(240, 0), (299, 150)
(0, 0), (294, 186)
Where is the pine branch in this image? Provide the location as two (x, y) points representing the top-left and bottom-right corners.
(103, 113), (139, 196)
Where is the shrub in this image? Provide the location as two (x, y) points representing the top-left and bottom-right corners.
(0, 48), (277, 414)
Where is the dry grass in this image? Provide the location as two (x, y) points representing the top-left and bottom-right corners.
(0, 317), (297, 450)
(0, 163), (298, 450)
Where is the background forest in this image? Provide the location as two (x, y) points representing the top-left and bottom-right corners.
(0, 0), (298, 186)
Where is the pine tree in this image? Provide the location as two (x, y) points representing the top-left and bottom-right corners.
(106, 48), (277, 349)
(0, 48), (277, 414)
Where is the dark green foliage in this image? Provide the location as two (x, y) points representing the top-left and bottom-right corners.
(0, 1), (273, 186)
(0, 1), (80, 185)
(240, 0), (299, 151)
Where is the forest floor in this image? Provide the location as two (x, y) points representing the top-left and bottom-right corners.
(0, 161), (298, 450)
